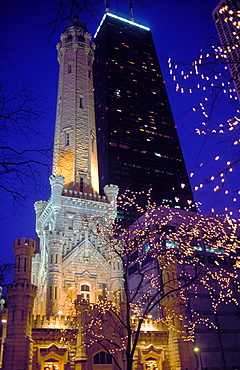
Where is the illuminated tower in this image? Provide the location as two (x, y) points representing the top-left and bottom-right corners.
(94, 13), (195, 211)
(53, 15), (99, 194)
(32, 17), (120, 318)
(212, 0), (240, 101)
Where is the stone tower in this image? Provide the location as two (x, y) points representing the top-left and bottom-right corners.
(32, 17), (120, 319)
(53, 15), (99, 194)
(2, 238), (37, 370)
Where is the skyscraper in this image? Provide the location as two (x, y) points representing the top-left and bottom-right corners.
(93, 13), (195, 211)
(212, 0), (240, 100)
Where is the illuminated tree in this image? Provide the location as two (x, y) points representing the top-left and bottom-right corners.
(167, 2), (240, 220)
(61, 192), (240, 370)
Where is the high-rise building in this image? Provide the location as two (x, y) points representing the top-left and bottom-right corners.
(93, 13), (195, 211)
(212, 0), (240, 100)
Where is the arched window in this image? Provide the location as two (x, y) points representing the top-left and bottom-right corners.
(80, 284), (90, 302)
(93, 351), (112, 364)
(81, 284), (90, 291)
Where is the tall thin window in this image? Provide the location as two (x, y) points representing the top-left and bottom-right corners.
(50, 286), (53, 300)
(68, 64), (72, 73)
(80, 97), (83, 108)
(66, 132), (70, 146)
(80, 284), (90, 302)
(80, 176), (84, 192)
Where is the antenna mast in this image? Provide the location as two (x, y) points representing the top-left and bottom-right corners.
(105, 0), (109, 12)
(129, 1), (135, 22)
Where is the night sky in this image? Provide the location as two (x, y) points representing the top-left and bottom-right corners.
(0, 0), (239, 263)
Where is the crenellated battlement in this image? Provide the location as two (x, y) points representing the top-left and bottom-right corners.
(104, 184), (119, 202)
(14, 237), (36, 249)
(33, 314), (73, 329)
(62, 188), (109, 202)
(48, 230), (65, 242)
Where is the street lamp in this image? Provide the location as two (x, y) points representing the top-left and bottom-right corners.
(194, 347), (203, 370)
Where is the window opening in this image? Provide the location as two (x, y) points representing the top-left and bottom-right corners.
(80, 284), (90, 302)
(80, 176), (84, 192)
(65, 132), (70, 146)
(50, 286), (53, 300)
(81, 284), (90, 291)
(44, 359), (60, 370)
(145, 357), (158, 370)
(80, 97), (83, 108)
(93, 351), (112, 364)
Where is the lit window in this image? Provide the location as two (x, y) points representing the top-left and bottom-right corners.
(145, 357), (158, 370)
(44, 360), (60, 369)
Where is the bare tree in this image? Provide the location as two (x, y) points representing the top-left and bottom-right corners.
(46, 0), (147, 38)
(0, 82), (51, 214)
(0, 260), (13, 291)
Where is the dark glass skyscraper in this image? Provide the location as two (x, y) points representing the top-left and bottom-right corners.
(94, 13), (195, 211)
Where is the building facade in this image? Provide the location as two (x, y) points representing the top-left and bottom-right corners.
(93, 13), (195, 211)
(212, 0), (240, 101)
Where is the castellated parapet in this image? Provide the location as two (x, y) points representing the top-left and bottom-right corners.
(13, 237), (36, 281)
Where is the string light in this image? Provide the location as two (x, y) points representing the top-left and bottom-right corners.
(51, 192), (240, 358)
(167, 3), (240, 220)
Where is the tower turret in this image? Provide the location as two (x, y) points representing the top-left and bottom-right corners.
(53, 15), (99, 194)
(2, 238), (37, 370)
(46, 231), (64, 316)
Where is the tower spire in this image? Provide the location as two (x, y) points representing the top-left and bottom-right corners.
(53, 16), (99, 194)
